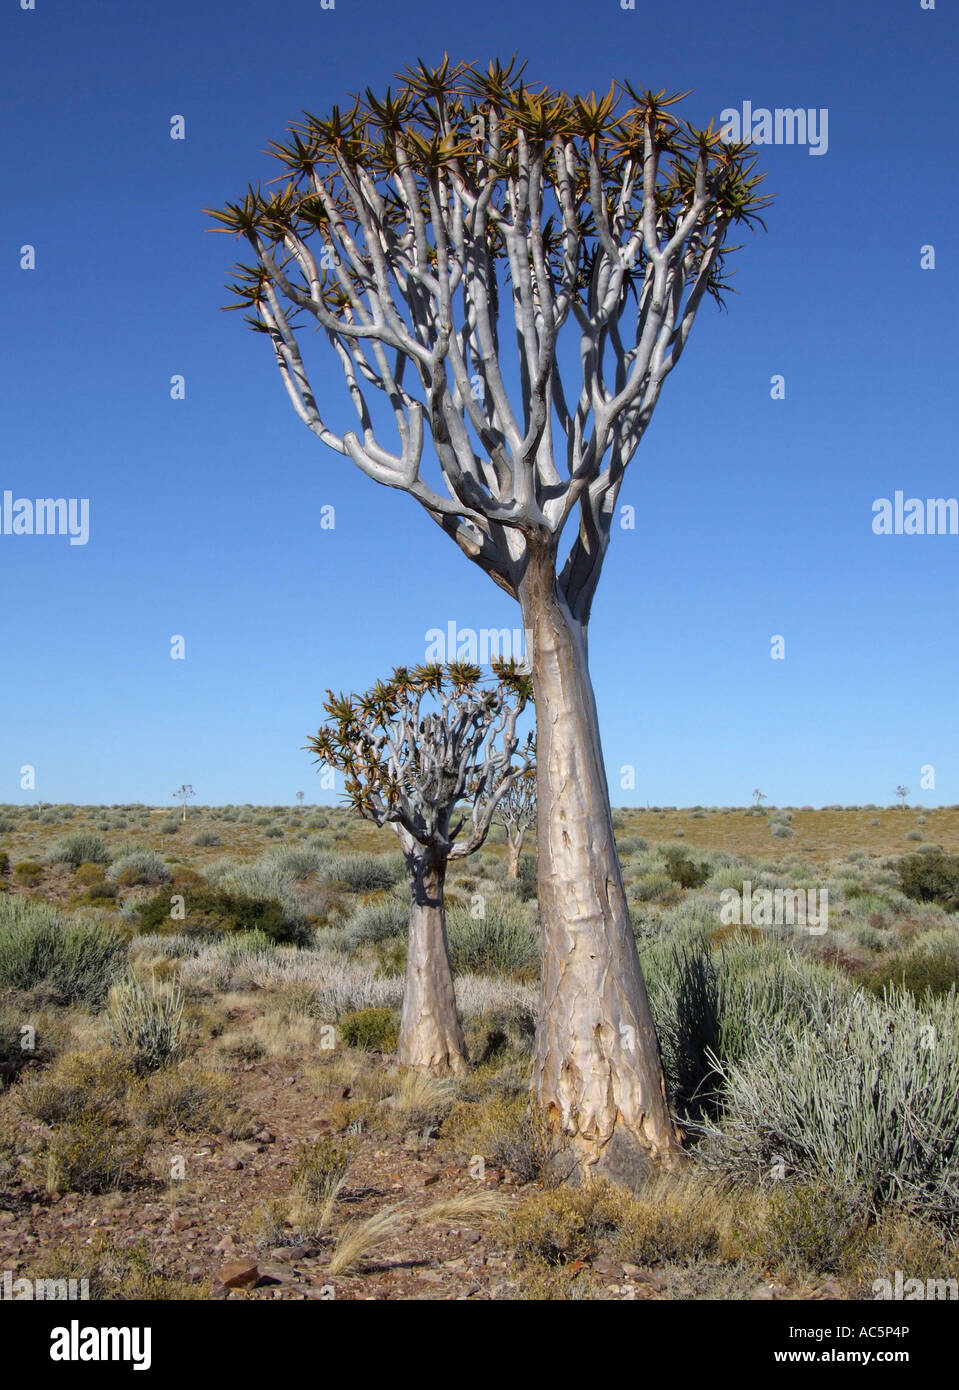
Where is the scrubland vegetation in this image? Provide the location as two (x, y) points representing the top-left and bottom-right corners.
(1, 800), (957, 1299)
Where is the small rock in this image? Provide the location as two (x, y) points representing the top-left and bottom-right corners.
(223, 1157), (243, 1171)
(255, 1129), (275, 1145)
(218, 1259), (259, 1289)
(461, 1230), (482, 1246)
(255, 1264), (293, 1286)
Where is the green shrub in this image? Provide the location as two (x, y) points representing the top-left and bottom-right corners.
(0, 898), (126, 1007)
(643, 936), (858, 1120)
(134, 886), (306, 945)
(128, 1067), (243, 1135)
(17, 1048), (135, 1125)
(13, 861), (44, 886)
(268, 845), (327, 880)
(516, 853), (538, 902)
(339, 1007), (398, 1051)
(74, 862), (106, 887)
(663, 849), (709, 890)
(737, 1184), (866, 1275)
(46, 832), (110, 869)
(505, 1182), (622, 1266)
(441, 1094), (555, 1183)
(45, 1115), (142, 1194)
(291, 1136), (355, 1201)
(897, 851), (959, 911)
(867, 944), (959, 1001)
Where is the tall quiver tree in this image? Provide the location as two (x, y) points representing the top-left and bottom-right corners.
(307, 661), (534, 1074)
(210, 57), (769, 1177)
(495, 768), (536, 879)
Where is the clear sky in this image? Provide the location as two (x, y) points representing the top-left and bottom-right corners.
(1, 0), (955, 809)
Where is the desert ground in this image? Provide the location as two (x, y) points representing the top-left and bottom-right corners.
(1, 800), (957, 1301)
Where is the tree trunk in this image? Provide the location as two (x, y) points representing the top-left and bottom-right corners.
(518, 548), (680, 1185)
(396, 846), (467, 1074)
(507, 830), (524, 879)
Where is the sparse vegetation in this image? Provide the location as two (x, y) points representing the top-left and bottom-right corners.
(1, 802), (958, 1304)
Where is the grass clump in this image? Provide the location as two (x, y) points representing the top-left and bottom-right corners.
(447, 899), (538, 979)
(696, 981), (959, 1221)
(0, 897), (126, 1007)
(107, 972), (185, 1071)
(440, 1094), (556, 1183)
(107, 850), (171, 887)
(320, 851), (403, 892)
(291, 1135), (356, 1203)
(45, 832), (110, 868)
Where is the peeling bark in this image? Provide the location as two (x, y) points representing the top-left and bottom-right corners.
(396, 844), (467, 1075)
(519, 548), (680, 1181)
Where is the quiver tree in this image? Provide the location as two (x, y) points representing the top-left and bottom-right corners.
(495, 768), (537, 879)
(172, 784), (195, 823)
(210, 55), (769, 1178)
(306, 660), (534, 1074)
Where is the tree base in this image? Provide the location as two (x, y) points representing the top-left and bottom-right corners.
(543, 1119), (682, 1193)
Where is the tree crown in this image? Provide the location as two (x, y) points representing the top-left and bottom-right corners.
(209, 56), (770, 619)
(306, 658), (534, 856)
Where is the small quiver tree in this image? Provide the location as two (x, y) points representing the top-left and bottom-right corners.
(307, 660), (534, 1073)
(495, 768), (537, 879)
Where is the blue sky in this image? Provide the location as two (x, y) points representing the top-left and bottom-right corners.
(1, 0), (955, 809)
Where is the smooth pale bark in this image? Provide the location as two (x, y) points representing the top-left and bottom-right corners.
(506, 830), (525, 880)
(396, 849), (467, 1074)
(518, 549), (681, 1183)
